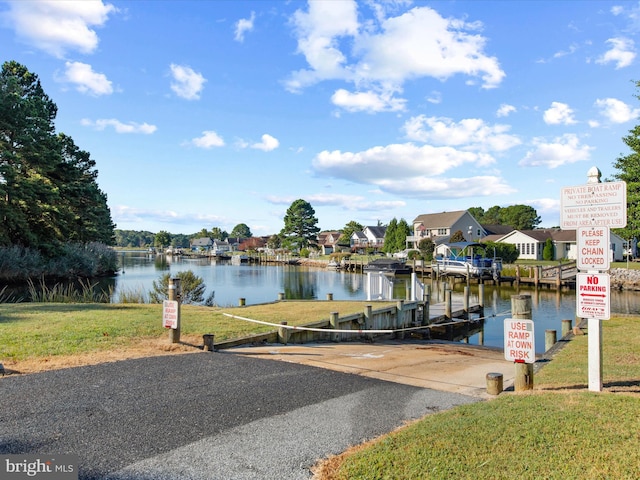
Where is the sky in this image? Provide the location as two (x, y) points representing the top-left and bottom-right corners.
(1, 0), (639, 237)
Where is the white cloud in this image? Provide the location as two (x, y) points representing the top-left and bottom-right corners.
(286, 3), (505, 112)
(403, 115), (521, 152)
(543, 102), (577, 125)
(112, 205), (225, 227)
(264, 193), (405, 211)
(81, 118), (156, 134)
(4, 0), (116, 58)
(595, 98), (640, 123)
(519, 134), (593, 168)
(62, 61), (113, 96)
(169, 64), (206, 100)
(251, 134), (280, 151)
(596, 37), (636, 69)
(496, 104), (516, 117)
(331, 88), (406, 113)
(234, 11), (255, 42)
(310, 142), (515, 199)
(191, 131), (225, 148)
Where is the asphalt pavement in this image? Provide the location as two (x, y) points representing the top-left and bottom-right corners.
(1, 349), (480, 479)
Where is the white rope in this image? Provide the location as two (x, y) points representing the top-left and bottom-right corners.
(222, 312), (458, 334)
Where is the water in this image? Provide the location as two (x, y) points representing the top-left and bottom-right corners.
(106, 252), (640, 353)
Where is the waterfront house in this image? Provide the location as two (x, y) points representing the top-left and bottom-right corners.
(495, 228), (625, 261)
(317, 231), (343, 255)
(190, 237), (214, 252)
(212, 239), (231, 255)
(351, 226), (386, 252)
(407, 210), (486, 249)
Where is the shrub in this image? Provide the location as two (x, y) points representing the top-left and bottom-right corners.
(149, 270), (208, 305)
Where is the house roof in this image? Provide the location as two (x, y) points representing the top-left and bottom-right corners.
(412, 210), (468, 228)
(482, 224), (514, 235)
(191, 237), (213, 246)
(364, 226), (386, 238)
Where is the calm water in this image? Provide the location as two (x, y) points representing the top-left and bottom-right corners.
(106, 252), (640, 353)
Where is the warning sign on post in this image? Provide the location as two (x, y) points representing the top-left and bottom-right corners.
(576, 273), (610, 320)
(163, 300), (179, 328)
(504, 319), (535, 363)
(577, 226), (610, 271)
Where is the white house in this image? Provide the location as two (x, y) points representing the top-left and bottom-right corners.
(351, 226), (386, 252)
(407, 210), (486, 248)
(496, 229), (625, 261)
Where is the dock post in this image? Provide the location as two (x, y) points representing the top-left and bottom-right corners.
(330, 312), (340, 342)
(463, 286), (470, 319)
(326, 293), (333, 301)
(238, 297), (246, 306)
(278, 292), (285, 301)
(545, 329), (557, 352)
(203, 334), (215, 351)
(278, 321), (289, 345)
(422, 285), (430, 325)
(511, 294), (534, 391)
(445, 289), (452, 321)
(478, 283), (485, 308)
(396, 300), (405, 339)
(486, 372), (503, 395)
(364, 305), (373, 341)
(561, 319), (572, 337)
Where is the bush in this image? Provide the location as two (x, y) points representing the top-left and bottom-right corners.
(149, 270), (209, 305)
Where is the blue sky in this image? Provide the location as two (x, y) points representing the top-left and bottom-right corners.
(1, 1), (639, 236)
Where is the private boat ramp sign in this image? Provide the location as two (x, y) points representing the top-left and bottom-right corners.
(576, 273), (610, 320)
(560, 180), (626, 230)
(504, 319), (535, 364)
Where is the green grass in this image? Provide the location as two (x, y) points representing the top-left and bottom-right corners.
(0, 301), (387, 362)
(321, 315), (640, 480)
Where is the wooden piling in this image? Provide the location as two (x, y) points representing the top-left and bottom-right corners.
(511, 294), (534, 391)
(203, 334), (215, 351)
(545, 329), (557, 352)
(168, 277), (181, 344)
(486, 372), (503, 395)
(562, 319), (572, 337)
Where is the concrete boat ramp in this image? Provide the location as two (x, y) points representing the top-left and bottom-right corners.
(226, 340), (515, 398)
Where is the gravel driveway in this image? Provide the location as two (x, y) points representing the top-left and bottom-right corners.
(0, 351), (479, 479)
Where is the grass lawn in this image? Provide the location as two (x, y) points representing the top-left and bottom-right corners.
(0, 301), (387, 372)
(2, 302), (639, 478)
(316, 315), (640, 479)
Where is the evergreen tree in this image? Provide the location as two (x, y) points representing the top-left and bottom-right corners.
(338, 220), (364, 244)
(279, 199), (320, 250)
(383, 218), (398, 253)
(611, 80), (640, 242)
(0, 61), (114, 252)
(395, 218), (411, 252)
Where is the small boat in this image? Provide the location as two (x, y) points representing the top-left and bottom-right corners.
(433, 242), (502, 280)
(364, 258), (412, 275)
(327, 259), (341, 270)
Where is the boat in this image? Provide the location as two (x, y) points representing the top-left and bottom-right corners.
(363, 258), (412, 275)
(327, 259), (341, 270)
(433, 242), (502, 279)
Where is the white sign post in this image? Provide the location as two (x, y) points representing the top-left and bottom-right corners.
(561, 168), (626, 392)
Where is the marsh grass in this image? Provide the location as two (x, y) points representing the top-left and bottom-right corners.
(26, 278), (111, 303)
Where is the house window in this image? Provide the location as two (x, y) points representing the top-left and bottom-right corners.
(526, 243), (530, 255)
(438, 228), (447, 235)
